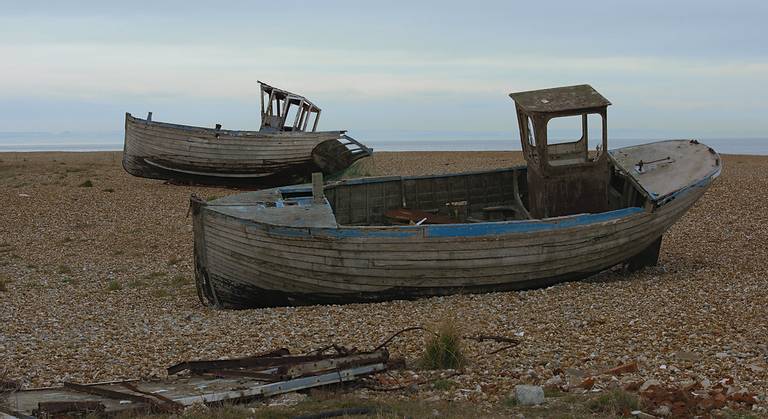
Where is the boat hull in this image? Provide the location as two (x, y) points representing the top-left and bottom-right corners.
(191, 142), (718, 308)
(123, 113), (368, 186)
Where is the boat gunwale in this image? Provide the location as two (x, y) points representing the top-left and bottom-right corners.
(202, 145), (719, 240)
(126, 112), (346, 138)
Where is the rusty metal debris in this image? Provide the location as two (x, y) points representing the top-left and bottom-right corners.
(464, 334), (521, 355)
(1, 347), (389, 418)
(31, 401), (105, 418)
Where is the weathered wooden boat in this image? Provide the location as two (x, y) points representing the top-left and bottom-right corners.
(123, 82), (371, 186)
(190, 85), (721, 308)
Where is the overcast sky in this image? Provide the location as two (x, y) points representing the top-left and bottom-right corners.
(0, 0), (766, 138)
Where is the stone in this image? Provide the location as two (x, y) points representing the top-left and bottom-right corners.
(514, 384), (545, 406)
(640, 379), (662, 392)
(653, 405), (671, 417)
(544, 375), (563, 387)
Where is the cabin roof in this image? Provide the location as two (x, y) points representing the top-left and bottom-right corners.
(258, 80), (319, 110)
(509, 84), (611, 114)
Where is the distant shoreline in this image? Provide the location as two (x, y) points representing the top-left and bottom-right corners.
(0, 149), (763, 158)
(3, 138), (768, 154)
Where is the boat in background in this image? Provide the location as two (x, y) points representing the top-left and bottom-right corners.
(123, 81), (371, 186)
(190, 85), (721, 308)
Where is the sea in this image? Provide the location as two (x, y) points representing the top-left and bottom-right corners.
(0, 130), (766, 155)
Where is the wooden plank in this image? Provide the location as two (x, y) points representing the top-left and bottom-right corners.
(194, 185), (707, 304)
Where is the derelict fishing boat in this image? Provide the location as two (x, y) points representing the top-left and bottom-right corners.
(123, 82), (371, 186)
(190, 85), (721, 309)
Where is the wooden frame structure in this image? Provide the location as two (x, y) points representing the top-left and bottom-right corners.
(259, 81), (321, 132)
(510, 84), (612, 218)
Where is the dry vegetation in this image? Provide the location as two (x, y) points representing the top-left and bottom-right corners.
(0, 151), (767, 417)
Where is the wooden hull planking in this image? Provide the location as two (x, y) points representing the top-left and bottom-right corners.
(191, 141), (719, 308)
(123, 113), (370, 186)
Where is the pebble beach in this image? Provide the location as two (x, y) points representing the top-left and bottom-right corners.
(1, 150), (767, 412)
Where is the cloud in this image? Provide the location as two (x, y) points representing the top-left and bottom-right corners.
(3, 43), (767, 102)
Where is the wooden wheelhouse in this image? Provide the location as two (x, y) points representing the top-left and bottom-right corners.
(259, 81), (321, 132)
(509, 84), (611, 218)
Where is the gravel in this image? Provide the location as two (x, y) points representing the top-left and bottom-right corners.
(0, 151), (766, 411)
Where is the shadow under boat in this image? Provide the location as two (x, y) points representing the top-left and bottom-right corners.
(122, 81), (372, 187)
(190, 85), (721, 308)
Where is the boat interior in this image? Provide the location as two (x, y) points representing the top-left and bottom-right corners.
(278, 165), (648, 227)
(308, 84), (653, 227)
(214, 85), (716, 228)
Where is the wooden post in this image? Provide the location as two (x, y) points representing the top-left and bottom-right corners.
(312, 172), (324, 204)
(147, 112), (152, 122)
(302, 107), (312, 131)
(259, 86), (265, 118)
(293, 100), (304, 130)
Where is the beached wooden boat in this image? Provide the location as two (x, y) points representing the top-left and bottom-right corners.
(123, 82), (371, 185)
(190, 85), (721, 308)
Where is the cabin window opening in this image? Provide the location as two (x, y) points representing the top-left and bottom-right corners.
(546, 115), (585, 145)
(283, 103), (300, 131)
(307, 111), (319, 132)
(525, 116), (535, 147)
(587, 113), (605, 159)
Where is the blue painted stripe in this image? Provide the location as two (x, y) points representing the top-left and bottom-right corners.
(266, 207), (644, 239)
(423, 207), (643, 238)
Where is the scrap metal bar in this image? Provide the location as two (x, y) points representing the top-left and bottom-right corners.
(119, 382), (183, 412)
(173, 363), (387, 406)
(34, 401), (105, 417)
(167, 348), (290, 375)
(0, 406), (35, 419)
(62, 382), (174, 413)
(200, 370), (284, 381)
(282, 350), (388, 378)
(168, 354), (328, 375)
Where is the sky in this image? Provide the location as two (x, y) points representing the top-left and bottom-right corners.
(0, 0), (766, 141)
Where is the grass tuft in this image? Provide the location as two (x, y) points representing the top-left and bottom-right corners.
(107, 280), (122, 291)
(145, 271), (167, 279)
(78, 179), (94, 187)
(587, 389), (639, 416)
(0, 275), (11, 292)
(419, 320), (466, 370)
(170, 274), (189, 286)
(432, 378), (457, 391)
(56, 265), (73, 274)
(502, 396), (518, 408)
(151, 288), (170, 298)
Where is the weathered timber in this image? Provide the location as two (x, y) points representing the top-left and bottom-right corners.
(123, 82), (371, 186)
(186, 84), (720, 308)
(192, 139), (720, 308)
